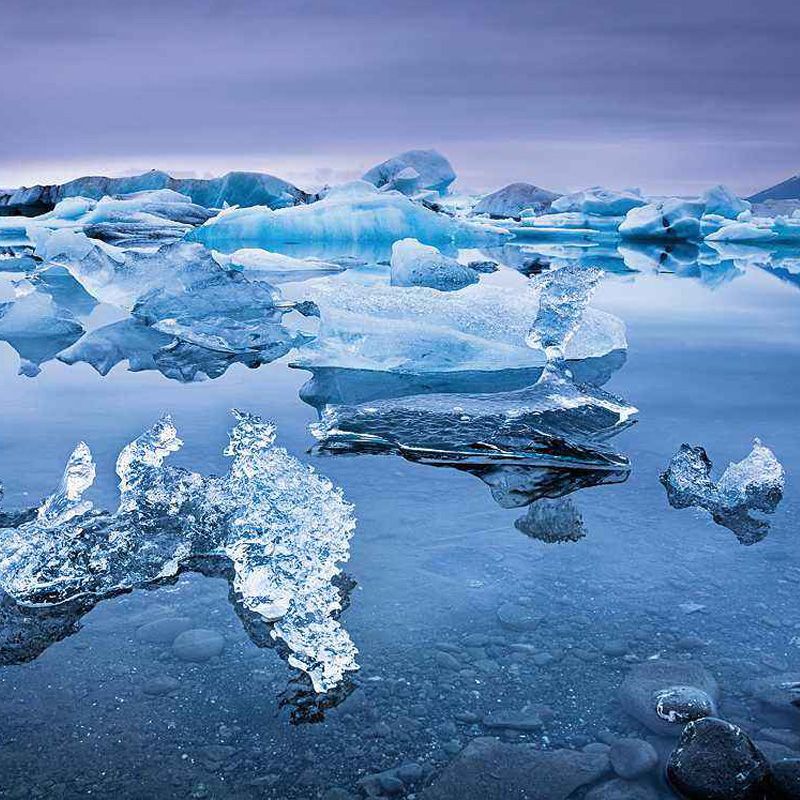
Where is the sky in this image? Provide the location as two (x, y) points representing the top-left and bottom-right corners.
(2, 0), (798, 196)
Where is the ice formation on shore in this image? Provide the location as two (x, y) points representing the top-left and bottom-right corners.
(0, 411), (358, 693)
(660, 439), (785, 544)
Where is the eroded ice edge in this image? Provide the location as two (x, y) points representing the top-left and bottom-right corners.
(0, 411), (358, 694)
(660, 439), (785, 544)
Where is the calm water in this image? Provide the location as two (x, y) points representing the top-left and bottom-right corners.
(0, 240), (798, 799)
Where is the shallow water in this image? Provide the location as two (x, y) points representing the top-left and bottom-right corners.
(1, 239), (799, 799)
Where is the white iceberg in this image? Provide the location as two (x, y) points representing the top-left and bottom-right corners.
(619, 198), (706, 240)
(188, 181), (509, 248)
(362, 149), (456, 194)
(550, 186), (647, 217)
(473, 183), (560, 219)
(390, 238), (479, 291)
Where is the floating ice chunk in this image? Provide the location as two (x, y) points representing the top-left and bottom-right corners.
(702, 185), (751, 219)
(362, 149), (456, 194)
(716, 439), (786, 513)
(214, 248), (344, 281)
(473, 183), (560, 219)
(16, 190), (214, 246)
(550, 186), (647, 216)
(660, 440), (785, 544)
(291, 275), (627, 373)
(188, 180), (507, 248)
(705, 221), (779, 243)
(0, 411), (357, 693)
(619, 199), (706, 240)
(390, 238), (479, 291)
(514, 211), (624, 239)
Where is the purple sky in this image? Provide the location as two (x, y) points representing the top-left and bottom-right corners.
(3, 0), (799, 196)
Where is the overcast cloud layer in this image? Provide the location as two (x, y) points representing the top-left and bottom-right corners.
(2, 0), (798, 195)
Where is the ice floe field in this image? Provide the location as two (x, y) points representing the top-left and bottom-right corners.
(0, 151), (799, 800)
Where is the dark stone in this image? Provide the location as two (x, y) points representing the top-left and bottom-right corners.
(609, 738), (659, 779)
(772, 759), (800, 799)
(496, 602), (544, 632)
(666, 717), (771, 799)
(585, 779), (659, 800)
(619, 660), (718, 736)
(420, 737), (609, 800)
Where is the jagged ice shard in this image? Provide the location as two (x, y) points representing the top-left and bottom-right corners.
(660, 439), (785, 544)
(0, 411), (358, 693)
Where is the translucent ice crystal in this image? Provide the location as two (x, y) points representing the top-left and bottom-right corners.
(0, 411), (357, 693)
(660, 439), (785, 544)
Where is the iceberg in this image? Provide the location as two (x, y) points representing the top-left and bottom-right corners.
(660, 440), (785, 544)
(290, 269), (627, 374)
(704, 210), (800, 244)
(5, 189), (214, 247)
(187, 181), (509, 249)
(0, 411), (358, 694)
(513, 210), (624, 240)
(702, 185), (751, 219)
(0, 290), (85, 375)
(362, 149), (456, 195)
(619, 198), (706, 240)
(0, 169), (312, 212)
(550, 186), (647, 217)
(390, 238), (479, 291)
(213, 248), (345, 283)
(309, 264), (635, 530)
(473, 183), (560, 219)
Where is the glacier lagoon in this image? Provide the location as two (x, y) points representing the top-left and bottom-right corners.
(0, 187), (799, 799)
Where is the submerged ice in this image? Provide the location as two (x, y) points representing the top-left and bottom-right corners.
(0, 412), (358, 693)
(660, 439), (785, 544)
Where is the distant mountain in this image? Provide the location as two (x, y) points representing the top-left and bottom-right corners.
(747, 173), (800, 203)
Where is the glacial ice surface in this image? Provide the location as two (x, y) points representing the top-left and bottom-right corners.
(660, 440), (785, 544)
(187, 181), (508, 249)
(390, 238), (479, 291)
(0, 411), (358, 693)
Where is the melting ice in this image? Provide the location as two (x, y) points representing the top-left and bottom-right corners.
(0, 411), (358, 694)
